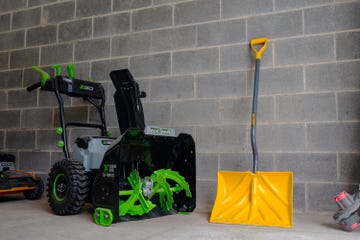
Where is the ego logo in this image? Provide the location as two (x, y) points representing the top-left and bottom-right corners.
(80, 84), (94, 91)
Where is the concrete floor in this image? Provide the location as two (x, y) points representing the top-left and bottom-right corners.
(0, 195), (359, 240)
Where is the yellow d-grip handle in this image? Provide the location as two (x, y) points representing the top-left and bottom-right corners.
(250, 37), (268, 60)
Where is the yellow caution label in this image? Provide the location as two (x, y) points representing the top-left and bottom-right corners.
(251, 113), (255, 126)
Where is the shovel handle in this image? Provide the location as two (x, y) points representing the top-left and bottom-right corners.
(250, 37), (268, 60)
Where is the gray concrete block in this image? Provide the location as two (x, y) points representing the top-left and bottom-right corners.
(0, 0), (27, 13)
(0, 91), (6, 109)
(0, 110), (20, 129)
(247, 67), (304, 96)
(339, 153), (360, 182)
(306, 61), (360, 91)
(172, 48), (219, 74)
(154, 0), (184, 5)
(27, 25), (57, 47)
(0, 14), (10, 32)
(307, 123), (360, 152)
(338, 91), (360, 121)
(0, 30), (24, 51)
(221, 96), (274, 124)
(112, 32), (151, 56)
(41, 43), (73, 65)
(248, 11), (303, 39)
(6, 130), (35, 149)
(91, 58), (128, 82)
(0, 131), (4, 148)
(221, 43), (273, 71)
(143, 102), (171, 126)
(172, 100), (219, 125)
(43, 1), (75, 24)
(197, 153), (218, 180)
(0, 52), (8, 70)
(196, 71), (246, 98)
(220, 153), (275, 171)
(336, 31), (360, 60)
(76, 0), (111, 18)
(39, 90), (70, 107)
(198, 19), (246, 46)
(113, 0), (151, 11)
(12, 8), (41, 29)
(104, 82), (115, 105)
(132, 6), (172, 31)
(151, 26), (196, 52)
(54, 106), (89, 126)
(275, 36), (334, 65)
(308, 183), (353, 211)
(222, 0), (273, 19)
(0, 70), (22, 89)
(149, 75), (194, 101)
(21, 108), (53, 129)
(275, 0), (332, 10)
(196, 180), (217, 208)
(90, 105), (117, 128)
(249, 66), (304, 95)
(175, 0), (220, 25)
(294, 183), (305, 211)
(59, 19), (92, 42)
(129, 53), (170, 77)
(276, 153), (337, 181)
(276, 93), (336, 121)
(8, 89), (37, 108)
(305, 2), (360, 34)
(257, 124), (306, 151)
(94, 13), (130, 37)
(75, 38), (110, 61)
(37, 130), (62, 151)
(29, 0), (57, 7)
(195, 126), (220, 152)
(19, 151), (50, 172)
(196, 125), (248, 152)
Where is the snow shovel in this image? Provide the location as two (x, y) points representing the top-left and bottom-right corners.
(209, 37), (293, 228)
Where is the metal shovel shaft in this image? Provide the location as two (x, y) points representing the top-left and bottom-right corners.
(251, 59), (260, 173)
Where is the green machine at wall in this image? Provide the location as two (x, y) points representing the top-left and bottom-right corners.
(27, 66), (196, 226)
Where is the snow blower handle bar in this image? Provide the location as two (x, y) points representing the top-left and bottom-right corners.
(250, 37), (268, 60)
(250, 37), (268, 173)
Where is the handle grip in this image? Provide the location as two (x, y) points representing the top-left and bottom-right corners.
(250, 37), (268, 60)
(67, 64), (74, 78)
(32, 66), (50, 87)
(26, 82), (42, 92)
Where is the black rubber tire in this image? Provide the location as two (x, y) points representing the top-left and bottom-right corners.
(47, 160), (89, 215)
(24, 176), (44, 200)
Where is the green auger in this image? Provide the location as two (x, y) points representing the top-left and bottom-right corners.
(119, 169), (192, 216)
(150, 169), (192, 212)
(119, 170), (156, 217)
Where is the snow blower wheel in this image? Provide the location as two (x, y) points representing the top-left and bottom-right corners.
(47, 160), (89, 215)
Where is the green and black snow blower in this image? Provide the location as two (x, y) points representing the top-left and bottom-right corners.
(27, 65), (196, 226)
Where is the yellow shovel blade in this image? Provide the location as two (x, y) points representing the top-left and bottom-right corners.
(210, 171), (293, 228)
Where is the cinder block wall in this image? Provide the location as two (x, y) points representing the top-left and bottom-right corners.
(0, 0), (359, 212)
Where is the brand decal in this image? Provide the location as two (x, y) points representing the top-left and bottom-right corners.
(80, 84), (94, 91)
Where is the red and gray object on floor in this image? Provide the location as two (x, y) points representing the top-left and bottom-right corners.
(333, 185), (360, 231)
